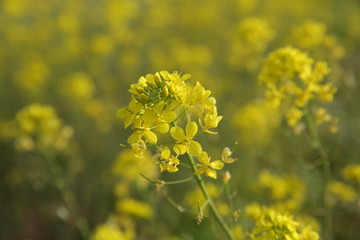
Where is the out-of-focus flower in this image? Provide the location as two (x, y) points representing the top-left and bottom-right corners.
(290, 20), (344, 61)
(259, 47), (337, 131)
(341, 164), (360, 184)
(327, 181), (357, 204)
(232, 100), (280, 146)
(13, 104), (73, 152)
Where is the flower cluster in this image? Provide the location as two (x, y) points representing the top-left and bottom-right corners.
(232, 100), (280, 146)
(290, 20), (344, 61)
(229, 17), (274, 71)
(245, 203), (319, 240)
(256, 170), (305, 212)
(13, 104), (73, 152)
(118, 71), (228, 178)
(259, 47), (338, 129)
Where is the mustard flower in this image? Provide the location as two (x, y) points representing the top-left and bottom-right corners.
(327, 181), (357, 204)
(259, 47), (336, 130)
(159, 146), (180, 173)
(195, 151), (224, 179)
(170, 121), (202, 156)
(92, 223), (126, 240)
(245, 204), (319, 240)
(221, 147), (237, 164)
(14, 104), (73, 152)
(341, 164), (360, 184)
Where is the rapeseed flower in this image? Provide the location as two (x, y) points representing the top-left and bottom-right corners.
(195, 151), (224, 179)
(170, 121), (202, 156)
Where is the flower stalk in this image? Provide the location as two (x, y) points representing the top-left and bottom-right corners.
(45, 150), (90, 240)
(303, 106), (333, 240)
(186, 153), (235, 240)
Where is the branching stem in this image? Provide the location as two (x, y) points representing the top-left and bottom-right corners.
(186, 153), (235, 240)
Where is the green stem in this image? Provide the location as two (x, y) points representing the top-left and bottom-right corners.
(303, 107), (333, 240)
(186, 153), (235, 240)
(140, 173), (194, 185)
(44, 150), (90, 240)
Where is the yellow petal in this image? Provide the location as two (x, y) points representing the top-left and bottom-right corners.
(181, 74), (192, 81)
(170, 126), (185, 141)
(162, 111), (177, 122)
(156, 122), (169, 133)
(124, 115), (133, 129)
(173, 143), (187, 155)
(207, 170), (217, 179)
(117, 108), (129, 118)
(195, 167), (207, 176)
(161, 147), (171, 159)
(198, 151), (210, 164)
(127, 132), (141, 144)
(168, 166), (179, 173)
(144, 130), (158, 144)
(210, 160), (224, 170)
(188, 140), (202, 156)
(186, 121), (198, 139)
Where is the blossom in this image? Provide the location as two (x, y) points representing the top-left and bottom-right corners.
(170, 121), (202, 156)
(195, 151), (224, 179)
(158, 146), (180, 172)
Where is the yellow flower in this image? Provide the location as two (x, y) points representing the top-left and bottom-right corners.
(159, 146), (180, 172)
(170, 121), (202, 156)
(341, 164), (360, 184)
(92, 223), (126, 240)
(221, 147), (236, 164)
(286, 107), (303, 126)
(327, 181), (357, 204)
(199, 112), (223, 134)
(314, 107), (331, 125)
(116, 198), (153, 219)
(195, 151), (224, 179)
(14, 104), (73, 151)
(317, 83), (337, 102)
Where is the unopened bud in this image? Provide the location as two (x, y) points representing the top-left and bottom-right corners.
(140, 93), (149, 102)
(154, 75), (162, 86)
(223, 171), (231, 183)
(162, 86), (169, 97)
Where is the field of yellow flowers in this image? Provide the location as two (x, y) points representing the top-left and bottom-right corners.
(1, 0), (360, 239)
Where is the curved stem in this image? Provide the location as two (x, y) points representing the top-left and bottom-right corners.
(186, 153), (235, 240)
(303, 107), (333, 240)
(44, 150), (90, 240)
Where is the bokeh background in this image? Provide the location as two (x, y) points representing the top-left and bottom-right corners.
(1, 0), (360, 239)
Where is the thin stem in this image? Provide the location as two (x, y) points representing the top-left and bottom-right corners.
(186, 153), (235, 240)
(140, 173), (194, 185)
(303, 107), (333, 240)
(44, 150), (90, 240)
(161, 190), (188, 213)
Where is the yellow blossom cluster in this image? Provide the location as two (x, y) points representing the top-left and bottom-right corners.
(118, 71), (230, 178)
(229, 17), (274, 71)
(245, 203), (319, 240)
(290, 20), (344, 61)
(259, 46), (337, 128)
(256, 170), (305, 212)
(13, 104), (73, 152)
(232, 100), (280, 146)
